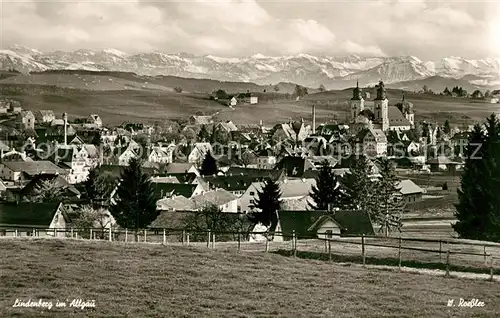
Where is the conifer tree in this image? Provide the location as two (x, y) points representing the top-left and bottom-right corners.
(110, 158), (158, 238)
(309, 160), (345, 210)
(373, 159), (405, 236)
(443, 120), (451, 135)
(198, 125), (210, 142)
(84, 166), (108, 208)
(200, 151), (218, 176)
(341, 155), (373, 211)
(454, 115), (500, 241)
(249, 179), (282, 227)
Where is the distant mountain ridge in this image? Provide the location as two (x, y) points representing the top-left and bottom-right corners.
(1, 45), (500, 90)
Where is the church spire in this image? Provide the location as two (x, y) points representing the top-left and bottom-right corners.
(351, 79), (362, 100)
(402, 92), (405, 102)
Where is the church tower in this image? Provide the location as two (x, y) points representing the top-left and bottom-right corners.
(401, 93), (415, 128)
(374, 81), (389, 131)
(349, 80), (364, 122)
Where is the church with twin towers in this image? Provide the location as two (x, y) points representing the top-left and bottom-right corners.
(349, 80), (414, 132)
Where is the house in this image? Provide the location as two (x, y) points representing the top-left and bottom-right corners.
(397, 179), (424, 203)
(189, 115), (213, 126)
(216, 121), (238, 133)
(156, 195), (197, 211)
(239, 178), (316, 212)
(8, 174), (81, 203)
(164, 163), (200, 177)
(256, 148), (277, 169)
(358, 127), (387, 157)
(151, 182), (206, 200)
(0, 101), (9, 114)
(53, 145), (91, 184)
(338, 154), (380, 177)
(49, 204), (116, 237)
(250, 96), (258, 104)
(0, 161), (67, 183)
(426, 156), (464, 172)
(188, 142), (213, 165)
(230, 97), (237, 106)
(17, 110), (35, 130)
(192, 189), (238, 212)
(0, 202), (64, 236)
(147, 144), (175, 164)
(250, 209), (374, 242)
(117, 147), (138, 166)
(87, 114), (102, 128)
(34, 110), (56, 124)
(8, 99), (22, 114)
(274, 156), (316, 177)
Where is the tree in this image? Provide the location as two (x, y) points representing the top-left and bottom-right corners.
(443, 120), (451, 134)
(294, 85), (308, 98)
(318, 84), (326, 92)
(91, 131), (102, 147)
(214, 89), (228, 99)
(72, 205), (115, 239)
(443, 87), (451, 96)
(372, 159), (405, 236)
(309, 160), (345, 210)
(485, 90), (491, 98)
(200, 151), (218, 176)
(174, 87), (183, 93)
(109, 158), (158, 240)
(249, 179), (281, 227)
(454, 115), (500, 242)
(197, 125), (210, 142)
(25, 179), (65, 203)
(423, 85), (429, 93)
(471, 90), (484, 99)
(341, 156), (373, 212)
(239, 149), (256, 168)
(84, 166), (114, 208)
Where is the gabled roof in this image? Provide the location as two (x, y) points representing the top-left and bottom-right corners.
(251, 178), (315, 199)
(0, 202), (61, 227)
(20, 174), (80, 198)
(151, 183), (199, 199)
(164, 163), (196, 174)
(397, 179), (424, 195)
(161, 172), (198, 183)
(204, 175), (265, 192)
(2, 161), (67, 176)
(192, 189), (238, 209)
(388, 106), (411, 127)
(275, 156), (316, 177)
(332, 210), (375, 236)
(156, 195), (197, 211)
(225, 167), (285, 180)
(274, 210), (328, 238)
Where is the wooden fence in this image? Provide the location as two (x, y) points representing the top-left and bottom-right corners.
(1, 227), (498, 280)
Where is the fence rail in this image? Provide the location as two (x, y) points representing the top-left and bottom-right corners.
(1, 226), (498, 280)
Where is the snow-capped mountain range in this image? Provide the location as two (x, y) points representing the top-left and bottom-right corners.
(1, 45), (500, 90)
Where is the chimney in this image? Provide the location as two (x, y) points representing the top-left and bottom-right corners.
(63, 112), (68, 146)
(312, 105), (316, 134)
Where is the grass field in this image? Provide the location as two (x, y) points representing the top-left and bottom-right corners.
(1, 238), (499, 317)
(1, 71), (497, 126)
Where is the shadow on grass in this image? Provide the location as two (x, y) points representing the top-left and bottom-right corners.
(272, 249), (500, 276)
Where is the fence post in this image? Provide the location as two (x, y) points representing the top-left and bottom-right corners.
(324, 239), (327, 253)
(328, 240), (332, 263)
(32, 228), (35, 237)
(182, 230), (185, 246)
(439, 241), (442, 261)
(237, 233), (241, 252)
(109, 227), (112, 242)
(207, 230), (211, 248)
(265, 237), (269, 252)
(125, 229), (128, 243)
(445, 249), (450, 277)
(490, 256), (494, 281)
(71, 228), (74, 239)
(484, 246), (487, 266)
(398, 236), (402, 269)
(293, 230), (297, 258)
(54, 228), (57, 238)
(90, 228), (93, 240)
(362, 234), (366, 266)
(163, 229), (166, 245)
(212, 233), (215, 249)
(14, 229), (18, 237)
(144, 229), (147, 243)
(186, 232), (190, 246)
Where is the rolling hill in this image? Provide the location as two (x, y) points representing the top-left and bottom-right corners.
(0, 70), (497, 126)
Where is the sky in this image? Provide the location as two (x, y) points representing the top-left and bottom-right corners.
(0, 0), (499, 60)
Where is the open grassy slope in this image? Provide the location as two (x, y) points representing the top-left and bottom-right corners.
(1, 239), (499, 317)
(0, 70), (497, 125)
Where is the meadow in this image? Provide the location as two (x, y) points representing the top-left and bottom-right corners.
(1, 71), (496, 126)
(1, 238), (499, 317)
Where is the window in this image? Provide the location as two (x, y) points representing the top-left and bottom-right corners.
(326, 230), (333, 239)
(250, 191), (255, 196)
(250, 199), (254, 204)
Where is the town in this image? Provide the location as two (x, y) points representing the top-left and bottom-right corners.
(0, 80), (472, 239)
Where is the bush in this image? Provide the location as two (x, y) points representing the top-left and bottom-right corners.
(174, 87), (183, 93)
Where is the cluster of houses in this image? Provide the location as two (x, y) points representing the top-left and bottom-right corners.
(0, 82), (470, 240)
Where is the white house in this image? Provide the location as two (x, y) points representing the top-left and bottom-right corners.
(239, 178), (316, 212)
(55, 145), (91, 184)
(87, 114), (103, 128)
(230, 97), (238, 106)
(0, 161), (66, 183)
(34, 110), (56, 124)
(188, 142), (213, 165)
(361, 127), (387, 157)
(147, 144), (175, 164)
(250, 96), (258, 104)
(118, 147), (138, 166)
(192, 189), (239, 212)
